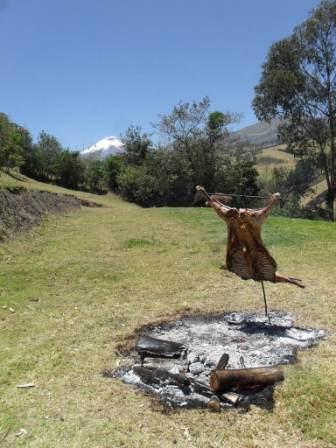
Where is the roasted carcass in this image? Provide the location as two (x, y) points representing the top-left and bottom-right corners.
(196, 186), (304, 288)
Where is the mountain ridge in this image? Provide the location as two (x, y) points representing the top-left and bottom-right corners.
(234, 118), (280, 148)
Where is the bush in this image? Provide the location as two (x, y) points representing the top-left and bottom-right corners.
(117, 166), (160, 207)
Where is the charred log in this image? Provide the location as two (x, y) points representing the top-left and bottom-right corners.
(135, 335), (185, 360)
(133, 366), (190, 393)
(216, 353), (230, 370)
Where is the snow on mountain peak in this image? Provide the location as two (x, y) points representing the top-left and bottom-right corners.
(81, 136), (124, 159)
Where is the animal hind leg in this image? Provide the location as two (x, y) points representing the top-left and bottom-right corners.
(275, 273), (305, 288)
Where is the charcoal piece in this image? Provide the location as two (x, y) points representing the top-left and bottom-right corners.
(135, 335), (185, 359)
(239, 356), (246, 368)
(133, 366), (191, 393)
(216, 353), (229, 370)
(142, 357), (187, 372)
(191, 380), (213, 398)
(239, 385), (275, 410)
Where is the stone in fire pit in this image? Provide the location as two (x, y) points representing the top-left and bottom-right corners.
(107, 311), (325, 411)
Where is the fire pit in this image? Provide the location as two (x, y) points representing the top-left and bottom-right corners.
(107, 311), (325, 411)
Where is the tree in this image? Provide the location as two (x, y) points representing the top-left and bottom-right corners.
(154, 97), (239, 192)
(35, 130), (63, 180)
(84, 159), (107, 193)
(253, 0), (336, 220)
(55, 150), (85, 189)
(105, 155), (124, 190)
(156, 97), (211, 145)
(0, 113), (13, 169)
(0, 113), (26, 171)
(207, 110), (238, 143)
(117, 165), (159, 206)
(122, 126), (152, 165)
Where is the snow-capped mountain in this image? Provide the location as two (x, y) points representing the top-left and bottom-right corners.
(80, 136), (124, 159)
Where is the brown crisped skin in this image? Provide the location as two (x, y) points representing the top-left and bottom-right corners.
(196, 186), (304, 288)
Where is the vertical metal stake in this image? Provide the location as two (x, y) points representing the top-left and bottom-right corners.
(261, 281), (268, 316)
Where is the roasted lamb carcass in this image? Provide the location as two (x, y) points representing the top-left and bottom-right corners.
(196, 186), (304, 288)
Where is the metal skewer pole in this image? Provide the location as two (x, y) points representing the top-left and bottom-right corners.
(261, 281), (268, 317)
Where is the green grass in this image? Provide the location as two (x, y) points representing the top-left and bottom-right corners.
(0, 178), (335, 447)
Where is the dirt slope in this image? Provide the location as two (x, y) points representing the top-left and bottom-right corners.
(0, 186), (99, 239)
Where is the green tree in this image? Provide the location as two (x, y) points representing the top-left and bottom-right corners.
(105, 155), (124, 190)
(122, 126), (151, 165)
(0, 113), (27, 171)
(156, 97), (210, 144)
(155, 97), (239, 191)
(84, 159), (107, 193)
(56, 150), (85, 189)
(207, 110), (238, 143)
(36, 130), (63, 180)
(253, 0), (336, 220)
(213, 156), (260, 208)
(117, 165), (159, 206)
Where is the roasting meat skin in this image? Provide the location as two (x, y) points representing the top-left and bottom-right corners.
(196, 186), (304, 288)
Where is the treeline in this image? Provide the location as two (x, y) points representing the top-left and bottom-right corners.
(114, 98), (259, 207)
(0, 112), (111, 193)
(0, 100), (261, 206)
(0, 99), (323, 217)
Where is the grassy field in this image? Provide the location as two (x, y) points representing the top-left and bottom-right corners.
(0, 178), (336, 447)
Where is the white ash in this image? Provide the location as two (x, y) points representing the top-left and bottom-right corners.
(112, 311), (325, 410)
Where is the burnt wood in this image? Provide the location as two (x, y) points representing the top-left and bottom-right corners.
(133, 366), (190, 393)
(216, 353), (229, 370)
(210, 366), (284, 393)
(135, 335), (185, 359)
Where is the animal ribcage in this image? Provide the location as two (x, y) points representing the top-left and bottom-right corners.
(229, 249), (276, 281)
(230, 249), (252, 280)
(253, 252), (276, 281)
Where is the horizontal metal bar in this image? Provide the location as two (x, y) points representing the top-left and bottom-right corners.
(208, 192), (270, 199)
(208, 192), (291, 202)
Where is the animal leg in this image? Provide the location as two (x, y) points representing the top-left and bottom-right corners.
(275, 273), (305, 288)
(196, 186), (235, 220)
(244, 193), (281, 226)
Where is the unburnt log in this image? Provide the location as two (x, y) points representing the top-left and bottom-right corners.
(210, 366), (284, 393)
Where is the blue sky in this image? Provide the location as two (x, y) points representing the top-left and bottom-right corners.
(0, 0), (320, 149)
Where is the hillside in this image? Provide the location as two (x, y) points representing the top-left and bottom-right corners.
(0, 171), (108, 203)
(234, 119), (280, 147)
(256, 144), (296, 174)
(235, 121), (328, 210)
(0, 176), (335, 447)
(255, 145), (328, 209)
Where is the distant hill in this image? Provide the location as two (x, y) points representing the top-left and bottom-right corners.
(234, 119), (281, 148)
